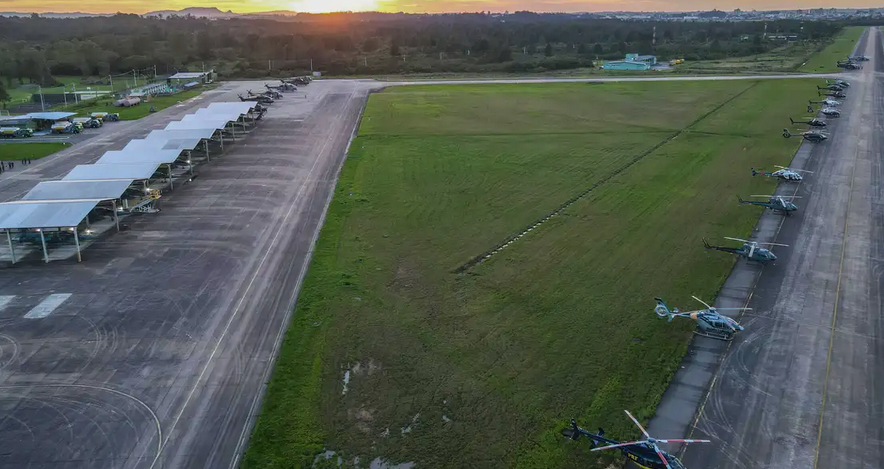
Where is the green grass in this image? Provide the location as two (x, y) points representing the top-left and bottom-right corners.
(0, 142), (70, 160)
(799, 26), (867, 73)
(5, 76), (119, 104)
(65, 86), (214, 121)
(676, 41), (825, 74)
(243, 79), (817, 469)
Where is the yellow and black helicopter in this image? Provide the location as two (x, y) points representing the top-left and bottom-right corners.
(562, 410), (710, 469)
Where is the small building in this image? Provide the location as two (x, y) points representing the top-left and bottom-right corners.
(602, 53), (657, 71)
(168, 70), (215, 86)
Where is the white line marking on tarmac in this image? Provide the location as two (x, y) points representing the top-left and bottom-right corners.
(0, 295), (15, 312)
(24, 293), (72, 319)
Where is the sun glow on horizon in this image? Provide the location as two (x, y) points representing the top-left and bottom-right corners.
(289, 0), (379, 13)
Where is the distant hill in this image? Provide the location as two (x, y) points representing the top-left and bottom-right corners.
(0, 11), (112, 18)
(143, 7), (238, 18)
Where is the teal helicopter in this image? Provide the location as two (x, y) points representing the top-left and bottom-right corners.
(703, 237), (788, 264)
(655, 296), (748, 340)
(738, 194), (800, 215)
(827, 79), (850, 88)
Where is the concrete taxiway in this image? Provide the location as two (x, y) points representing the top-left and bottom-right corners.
(648, 27), (884, 469)
(0, 79), (381, 468)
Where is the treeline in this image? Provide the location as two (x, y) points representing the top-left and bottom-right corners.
(0, 13), (844, 83)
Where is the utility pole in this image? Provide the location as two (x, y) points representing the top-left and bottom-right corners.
(310, 58), (314, 72)
(63, 86), (68, 107)
(38, 85), (45, 111)
(133, 69), (138, 87)
(109, 74), (113, 92)
(154, 64), (157, 79)
(72, 84), (78, 104)
(364, 57), (368, 67)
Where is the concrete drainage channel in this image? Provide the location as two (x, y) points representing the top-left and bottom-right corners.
(454, 81), (760, 274)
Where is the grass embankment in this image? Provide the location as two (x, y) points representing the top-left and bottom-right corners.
(799, 26), (867, 73)
(244, 79), (817, 469)
(65, 86), (214, 120)
(0, 142), (70, 161)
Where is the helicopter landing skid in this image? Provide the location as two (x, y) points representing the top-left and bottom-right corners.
(693, 330), (734, 341)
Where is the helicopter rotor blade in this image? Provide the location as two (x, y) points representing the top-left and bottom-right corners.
(724, 237), (750, 243)
(691, 295), (713, 310)
(624, 410), (650, 439)
(653, 445), (673, 469)
(714, 307), (753, 311)
(749, 243), (755, 258)
(590, 441), (645, 452)
(654, 439), (712, 444)
(758, 242), (789, 247)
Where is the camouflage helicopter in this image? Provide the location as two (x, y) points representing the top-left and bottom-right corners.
(848, 54), (870, 61)
(738, 194), (800, 215)
(703, 237), (788, 264)
(819, 89), (847, 99)
(562, 411), (710, 469)
(818, 83), (845, 92)
(827, 79), (850, 88)
(783, 128), (828, 143)
(261, 86), (284, 99)
(654, 296), (747, 340)
(819, 107), (841, 117)
(809, 98), (841, 107)
(239, 93), (273, 105)
(790, 117), (826, 127)
(752, 165), (812, 181)
(837, 60), (862, 70)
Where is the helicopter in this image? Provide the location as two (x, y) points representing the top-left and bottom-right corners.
(703, 237), (788, 264)
(260, 86), (284, 99)
(561, 410), (710, 469)
(836, 60), (861, 70)
(654, 296), (747, 340)
(790, 117), (826, 127)
(818, 83), (845, 92)
(827, 79), (850, 88)
(752, 165), (812, 181)
(783, 128), (828, 143)
(738, 194), (800, 215)
(819, 107), (841, 117)
(819, 89), (847, 99)
(239, 93), (273, 105)
(848, 54), (870, 62)
(809, 98), (840, 107)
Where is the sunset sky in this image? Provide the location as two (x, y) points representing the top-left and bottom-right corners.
(0, 0), (877, 15)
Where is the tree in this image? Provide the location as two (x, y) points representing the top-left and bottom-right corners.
(593, 43), (604, 54)
(496, 47), (512, 62)
(577, 43), (587, 54)
(0, 80), (9, 102)
(390, 42), (400, 57)
(544, 42), (553, 57)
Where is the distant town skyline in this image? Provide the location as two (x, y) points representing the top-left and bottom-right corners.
(0, 0), (878, 15)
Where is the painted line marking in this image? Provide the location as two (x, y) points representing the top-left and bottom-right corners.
(0, 295), (15, 312)
(24, 293), (72, 319)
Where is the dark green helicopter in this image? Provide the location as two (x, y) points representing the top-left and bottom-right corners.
(738, 194), (800, 215)
(703, 237), (788, 263)
(562, 410), (711, 469)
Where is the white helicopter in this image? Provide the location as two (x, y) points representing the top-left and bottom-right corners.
(752, 165), (813, 182)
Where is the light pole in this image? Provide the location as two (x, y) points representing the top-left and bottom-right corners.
(38, 85), (45, 111)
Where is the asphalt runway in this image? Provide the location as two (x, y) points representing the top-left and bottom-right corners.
(0, 79), (380, 468)
(644, 27), (884, 469)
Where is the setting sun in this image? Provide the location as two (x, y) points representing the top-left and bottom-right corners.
(289, 0), (378, 13)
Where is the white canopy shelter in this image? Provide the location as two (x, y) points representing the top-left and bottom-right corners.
(64, 163), (162, 181)
(22, 180), (134, 201)
(97, 149), (182, 165)
(0, 200), (101, 263)
(207, 102), (257, 114)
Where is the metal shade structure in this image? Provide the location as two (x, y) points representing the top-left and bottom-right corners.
(0, 200), (99, 229)
(165, 120), (229, 131)
(26, 112), (77, 121)
(64, 163), (163, 181)
(96, 149), (183, 165)
(193, 108), (245, 121)
(147, 128), (216, 141)
(124, 137), (201, 153)
(22, 180), (134, 201)
(207, 102), (258, 114)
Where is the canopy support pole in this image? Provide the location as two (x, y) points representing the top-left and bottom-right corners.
(168, 164), (174, 190)
(73, 228), (81, 263)
(6, 229), (15, 264)
(112, 200), (120, 232)
(231, 124), (236, 142)
(219, 131), (224, 151)
(39, 230), (48, 263)
(205, 141), (210, 162)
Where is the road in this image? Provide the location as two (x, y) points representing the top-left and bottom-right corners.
(0, 79), (381, 468)
(646, 27), (884, 469)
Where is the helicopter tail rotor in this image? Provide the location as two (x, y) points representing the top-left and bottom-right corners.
(654, 298), (675, 320)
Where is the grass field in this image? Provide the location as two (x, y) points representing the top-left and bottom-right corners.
(63, 86), (213, 121)
(0, 142), (70, 161)
(5, 76), (120, 104)
(243, 79), (818, 469)
(799, 26), (867, 73)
